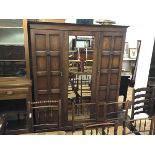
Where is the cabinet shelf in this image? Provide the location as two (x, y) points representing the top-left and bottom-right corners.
(0, 27), (23, 29)
(123, 58), (136, 61)
(0, 60), (26, 62)
(0, 43), (24, 46)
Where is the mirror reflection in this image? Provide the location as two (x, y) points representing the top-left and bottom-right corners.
(68, 35), (94, 120)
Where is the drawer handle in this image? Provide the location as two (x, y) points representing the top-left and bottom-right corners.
(5, 91), (14, 95)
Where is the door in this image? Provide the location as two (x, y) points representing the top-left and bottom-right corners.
(30, 29), (64, 101)
(96, 31), (126, 103)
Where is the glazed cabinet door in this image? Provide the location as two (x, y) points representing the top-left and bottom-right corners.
(30, 29), (63, 101)
(96, 31), (126, 103)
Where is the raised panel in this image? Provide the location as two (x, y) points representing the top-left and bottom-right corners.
(35, 34), (46, 51)
(113, 36), (122, 51)
(31, 30), (63, 102)
(49, 34), (60, 51)
(96, 31), (126, 104)
(101, 55), (110, 69)
(100, 74), (108, 86)
(38, 94), (49, 101)
(98, 89), (107, 101)
(50, 56), (60, 71)
(108, 89), (117, 101)
(102, 36), (112, 50)
(37, 76), (48, 90)
(51, 76), (60, 89)
(111, 55), (121, 69)
(51, 94), (60, 100)
(36, 56), (47, 71)
(110, 73), (119, 85)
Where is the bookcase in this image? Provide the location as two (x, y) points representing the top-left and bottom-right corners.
(0, 19), (31, 134)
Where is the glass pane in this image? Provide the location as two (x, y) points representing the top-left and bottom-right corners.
(68, 35), (94, 121)
(0, 45), (26, 77)
(0, 19), (25, 77)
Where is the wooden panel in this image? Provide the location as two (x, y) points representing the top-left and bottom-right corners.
(98, 89), (107, 101)
(37, 19), (65, 23)
(35, 34), (46, 51)
(38, 94), (49, 101)
(51, 76), (60, 89)
(30, 29), (63, 102)
(96, 31), (126, 103)
(49, 34), (60, 51)
(100, 74), (108, 86)
(36, 55), (47, 71)
(0, 87), (28, 94)
(48, 33), (62, 101)
(101, 55), (110, 69)
(102, 36), (112, 50)
(50, 54), (60, 71)
(110, 73), (119, 85)
(111, 55), (121, 69)
(108, 88), (117, 101)
(37, 76), (48, 90)
(113, 36), (122, 51)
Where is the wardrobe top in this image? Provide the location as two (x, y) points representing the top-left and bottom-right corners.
(28, 21), (129, 31)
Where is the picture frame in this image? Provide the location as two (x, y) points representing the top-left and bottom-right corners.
(129, 48), (137, 59)
(72, 39), (90, 50)
(123, 42), (129, 58)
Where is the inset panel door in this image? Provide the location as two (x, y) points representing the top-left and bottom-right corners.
(30, 30), (63, 101)
(96, 32), (126, 103)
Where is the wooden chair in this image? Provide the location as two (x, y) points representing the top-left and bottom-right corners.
(123, 116), (155, 135)
(130, 87), (154, 119)
(79, 75), (91, 103)
(71, 102), (97, 133)
(0, 114), (7, 135)
(97, 101), (129, 123)
(68, 74), (92, 104)
(82, 121), (120, 135)
(68, 77), (80, 104)
(28, 100), (61, 133)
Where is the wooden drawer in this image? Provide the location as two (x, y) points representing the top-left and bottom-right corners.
(0, 88), (29, 96)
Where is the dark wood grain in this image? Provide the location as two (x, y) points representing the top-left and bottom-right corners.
(28, 21), (128, 127)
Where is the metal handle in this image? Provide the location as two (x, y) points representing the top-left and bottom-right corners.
(60, 72), (63, 77)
